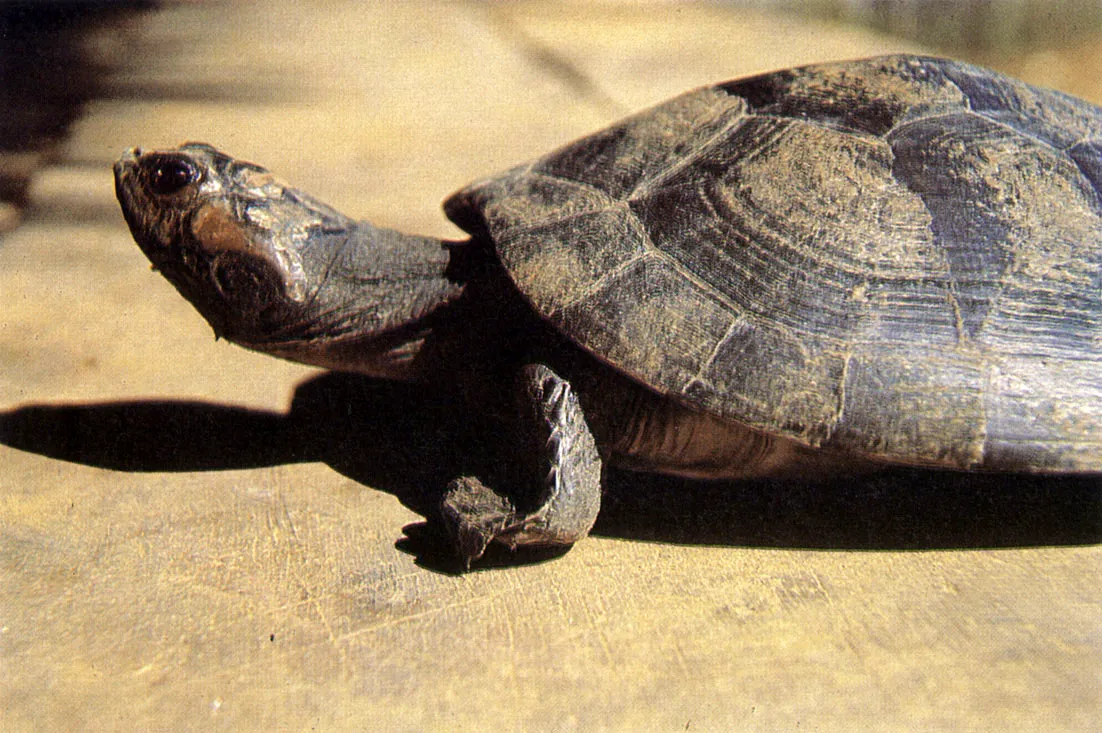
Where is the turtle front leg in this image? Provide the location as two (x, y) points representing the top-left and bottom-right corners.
(441, 363), (603, 566)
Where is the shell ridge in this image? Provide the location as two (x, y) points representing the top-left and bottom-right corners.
(885, 115), (1028, 342)
(1068, 139), (1102, 209)
(626, 107), (751, 200)
(551, 247), (649, 316)
(748, 110), (887, 140)
(886, 108), (1070, 155)
(681, 316), (745, 396)
(495, 198), (621, 242)
(527, 169), (619, 205)
(825, 350), (854, 442)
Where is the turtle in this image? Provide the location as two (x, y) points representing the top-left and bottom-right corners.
(114, 54), (1102, 565)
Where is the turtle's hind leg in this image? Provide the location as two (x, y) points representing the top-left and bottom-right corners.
(441, 363), (603, 567)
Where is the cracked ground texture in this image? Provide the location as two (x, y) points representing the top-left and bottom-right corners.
(1, 2), (1099, 731)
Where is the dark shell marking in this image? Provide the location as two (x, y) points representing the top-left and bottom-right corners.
(446, 55), (1102, 471)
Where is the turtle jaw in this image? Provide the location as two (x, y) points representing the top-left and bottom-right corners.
(113, 148), (184, 271)
(115, 143), (467, 380)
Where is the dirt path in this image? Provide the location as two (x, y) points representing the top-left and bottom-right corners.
(2, 3), (1099, 730)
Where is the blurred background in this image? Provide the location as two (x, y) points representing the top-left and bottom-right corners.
(2, 0), (1100, 234)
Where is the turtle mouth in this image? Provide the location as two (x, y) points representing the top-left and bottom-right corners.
(113, 150), (134, 181)
(114, 150), (169, 259)
(112, 149), (140, 210)
(114, 146), (140, 173)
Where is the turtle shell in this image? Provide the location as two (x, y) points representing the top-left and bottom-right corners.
(445, 55), (1102, 472)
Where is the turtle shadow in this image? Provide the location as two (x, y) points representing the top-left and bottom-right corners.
(1, 372), (1098, 570)
(595, 466), (1100, 551)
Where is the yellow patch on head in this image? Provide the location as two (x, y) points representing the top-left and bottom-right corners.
(191, 202), (255, 254)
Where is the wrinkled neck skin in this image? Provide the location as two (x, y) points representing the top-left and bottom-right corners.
(239, 222), (469, 380)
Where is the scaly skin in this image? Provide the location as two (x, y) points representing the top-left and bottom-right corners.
(114, 143), (845, 564)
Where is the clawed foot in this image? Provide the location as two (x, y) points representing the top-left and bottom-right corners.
(439, 363), (603, 569)
(440, 476), (518, 568)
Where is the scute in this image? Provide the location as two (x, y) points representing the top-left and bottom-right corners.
(445, 55), (1102, 472)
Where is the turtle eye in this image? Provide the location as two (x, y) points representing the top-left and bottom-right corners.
(148, 157), (198, 195)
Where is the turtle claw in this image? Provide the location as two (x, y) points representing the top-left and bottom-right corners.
(440, 476), (516, 567)
(439, 364), (602, 568)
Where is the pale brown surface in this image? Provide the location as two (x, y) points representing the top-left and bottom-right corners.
(1, 2), (1100, 731)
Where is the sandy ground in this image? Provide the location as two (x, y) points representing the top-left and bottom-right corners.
(1, 2), (1099, 730)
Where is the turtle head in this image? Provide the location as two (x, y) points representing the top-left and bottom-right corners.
(115, 143), (464, 378)
(114, 142), (352, 343)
